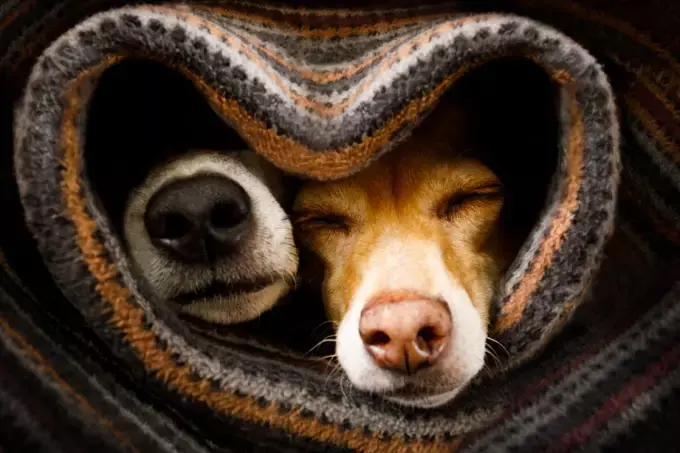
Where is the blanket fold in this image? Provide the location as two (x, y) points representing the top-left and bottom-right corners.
(0, 1), (678, 452)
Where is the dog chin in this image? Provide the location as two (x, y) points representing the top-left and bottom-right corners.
(353, 371), (473, 409)
(175, 279), (292, 324)
(383, 387), (464, 408)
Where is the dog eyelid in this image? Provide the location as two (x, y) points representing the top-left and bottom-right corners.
(292, 211), (351, 231)
(437, 182), (503, 219)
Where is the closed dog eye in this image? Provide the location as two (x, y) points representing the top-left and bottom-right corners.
(293, 211), (351, 233)
(436, 183), (504, 220)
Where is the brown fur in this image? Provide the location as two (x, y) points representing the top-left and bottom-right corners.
(293, 101), (518, 329)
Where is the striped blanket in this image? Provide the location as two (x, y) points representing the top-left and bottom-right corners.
(1, 1), (679, 452)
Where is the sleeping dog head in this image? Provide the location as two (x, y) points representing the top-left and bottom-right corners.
(123, 150), (298, 324)
(293, 104), (520, 408)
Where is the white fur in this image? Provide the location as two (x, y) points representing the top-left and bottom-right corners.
(123, 150), (298, 324)
(335, 235), (487, 408)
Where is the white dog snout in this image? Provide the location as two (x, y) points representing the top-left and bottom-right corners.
(123, 150), (298, 325)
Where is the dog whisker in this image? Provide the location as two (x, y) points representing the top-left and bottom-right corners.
(305, 336), (338, 357)
(485, 345), (502, 370)
(310, 320), (339, 337)
(486, 336), (510, 358)
(339, 374), (353, 405)
(323, 362), (343, 390)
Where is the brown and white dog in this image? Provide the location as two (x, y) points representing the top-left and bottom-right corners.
(293, 103), (519, 408)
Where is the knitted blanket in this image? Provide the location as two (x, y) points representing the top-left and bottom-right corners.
(1, 1), (679, 452)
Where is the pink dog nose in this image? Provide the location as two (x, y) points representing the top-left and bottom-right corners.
(359, 293), (452, 374)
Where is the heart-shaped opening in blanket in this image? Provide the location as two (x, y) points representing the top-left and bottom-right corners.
(84, 56), (559, 358)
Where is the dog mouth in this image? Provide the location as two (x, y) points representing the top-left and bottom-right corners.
(173, 278), (277, 305)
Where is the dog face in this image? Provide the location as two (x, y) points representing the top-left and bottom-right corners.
(123, 150), (298, 324)
(293, 105), (516, 407)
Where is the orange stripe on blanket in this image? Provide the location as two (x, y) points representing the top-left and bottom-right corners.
(0, 315), (138, 451)
(146, 5), (494, 116)
(635, 75), (680, 124)
(0, 0), (35, 33)
(517, 0), (680, 75)
(625, 95), (680, 164)
(182, 62), (478, 179)
(192, 4), (456, 39)
(495, 87), (586, 333)
(230, 29), (417, 85)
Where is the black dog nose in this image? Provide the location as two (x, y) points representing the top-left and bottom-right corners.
(144, 174), (252, 262)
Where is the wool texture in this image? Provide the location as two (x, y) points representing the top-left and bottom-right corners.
(0, 0), (679, 452)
